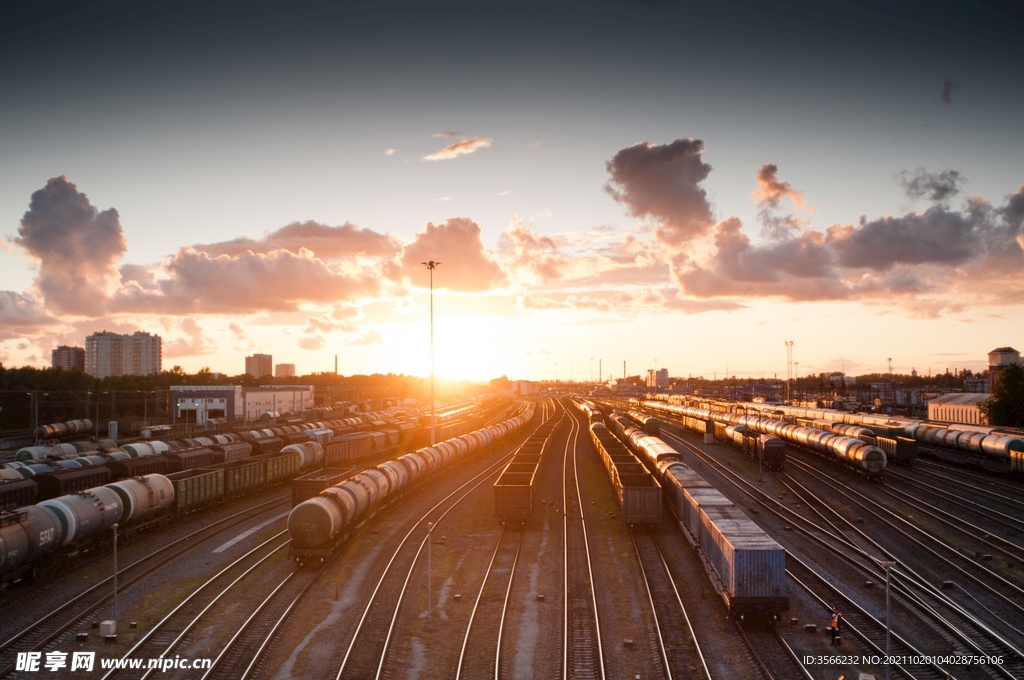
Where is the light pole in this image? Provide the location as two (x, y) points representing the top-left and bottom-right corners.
(113, 523), (119, 633)
(422, 261), (441, 446)
(881, 560), (896, 680)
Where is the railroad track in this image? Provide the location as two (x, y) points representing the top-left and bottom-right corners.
(333, 410), (552, 680)
(785, 458), (1024, 679)
(887, 468), (1024, 536)
(0, 494), (290, 678)
(99, 533), (290, 679)
(562, 410), (604, 680)
(200, 564), (328, 680)
(629, 530), (711, 680)
(453, 527), (524, 680)
(737, 624), (813, 680)
(786, 556), (952, 680)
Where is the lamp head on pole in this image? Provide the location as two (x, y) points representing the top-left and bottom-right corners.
(421, 260), (441, 270)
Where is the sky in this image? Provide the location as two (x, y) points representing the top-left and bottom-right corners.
(1, 0), (1023, 382)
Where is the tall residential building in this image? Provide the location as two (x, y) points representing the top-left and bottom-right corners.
(85, 331), (162, 378)
(275, 363), (296, 378)
(245, 353), (273, 378)
(51, 345), (85, 371)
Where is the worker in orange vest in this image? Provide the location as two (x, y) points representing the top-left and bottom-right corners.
(830, 608), (843, 645)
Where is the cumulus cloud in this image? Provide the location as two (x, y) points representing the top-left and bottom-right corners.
(114, 248), (380, 314)
(193, 221), (399, 259)
(751, 164), (806, 210)
(346, 330), (383, 346)
(827, 206), (986, 270)
(604, 139), (715, 246)
(898, 168), (965, 202)
(398, 218), (506, 291)
(423, 137), (492, 161)
(15, 176), (126, 315)
(298, 335), (326, 350)
(498, 221), (569, 283)
(0, 291), (57, 339)
(941, 78), (958, 105)
(673, 182), (1024, 304)
(163, 317), (213, 358)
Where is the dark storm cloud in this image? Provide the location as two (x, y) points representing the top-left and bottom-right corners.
(604, 139), (715, 246)
(397, 217), (506, 292)
(15, 176), (126, 315)
(898, 168), (965, 202)
(941, 78), (958, 105)
(999, 184), (1024, 228)
(194, 220), (400, 258)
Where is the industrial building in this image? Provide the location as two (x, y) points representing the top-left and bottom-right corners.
(276, 363), (296, 378)
(170, 384), (315, 424)
(988, 347), (1020, 392)
(927, 393), (989, 425)
(245, 353), (273, 378)
(51, 345), (85, 371)
(85, 331), (162, 378)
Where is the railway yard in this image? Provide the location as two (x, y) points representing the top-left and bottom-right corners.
(1, 396), (1022, 679)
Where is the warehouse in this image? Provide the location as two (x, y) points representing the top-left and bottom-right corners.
(170, 385), (315, 424)
(926, 392), (989, 425)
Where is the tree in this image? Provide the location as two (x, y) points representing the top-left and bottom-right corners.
(980, 363), (1024, 428)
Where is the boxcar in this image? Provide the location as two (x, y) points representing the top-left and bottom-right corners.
(875, 436), (918, 465)
(210, 457), (267, 498)
(0, 479), (39, 509)
(105, 456), (170, 480)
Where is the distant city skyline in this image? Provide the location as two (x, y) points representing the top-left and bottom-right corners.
(1, 1), (1022, 381)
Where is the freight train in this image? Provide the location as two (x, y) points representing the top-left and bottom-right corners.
(1, 402), (504, 589)
(288, 403), (537, 564)
(592, 407), (787, 619)
(659, 397), (1023, 475)
(641, 400), (887, 478)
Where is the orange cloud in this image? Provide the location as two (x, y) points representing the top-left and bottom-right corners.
(751, 164), (806, 210)
(423, 137), (492, 161)
(398, 217), (506, 292)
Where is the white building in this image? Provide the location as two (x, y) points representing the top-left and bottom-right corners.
(927, 393), (989, 425)
(85, 331), (162, 378)
(647, 368), (669, 389)
(170, 385), (315, 424)
(275, 363), (296, 377)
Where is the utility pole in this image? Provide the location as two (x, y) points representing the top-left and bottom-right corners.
(785, 340), (794, 403)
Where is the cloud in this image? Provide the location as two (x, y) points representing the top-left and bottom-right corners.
(898, 168), (965, 202)
(423, 137), (492, 161)
(751, 164), (806, 210)
(498, 221), (569, 283)
(384, 148), (396, 155)
(432, 131), (461, 138)
(941, 78), (958, 105)
(346, 330), (383, 346)
(298, 335), (326, 350)
(114, 248), (380, 314)
(673, 183), (1024, 305)
(398, 217), (506, 291)
(827, 206), (986, 270)
(0, 291), (57, 339)
(604, 139), (715, 246)
(192, 221), (399, 259)
(15, 176), (126, 315)
(163, 317), (213, 358)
